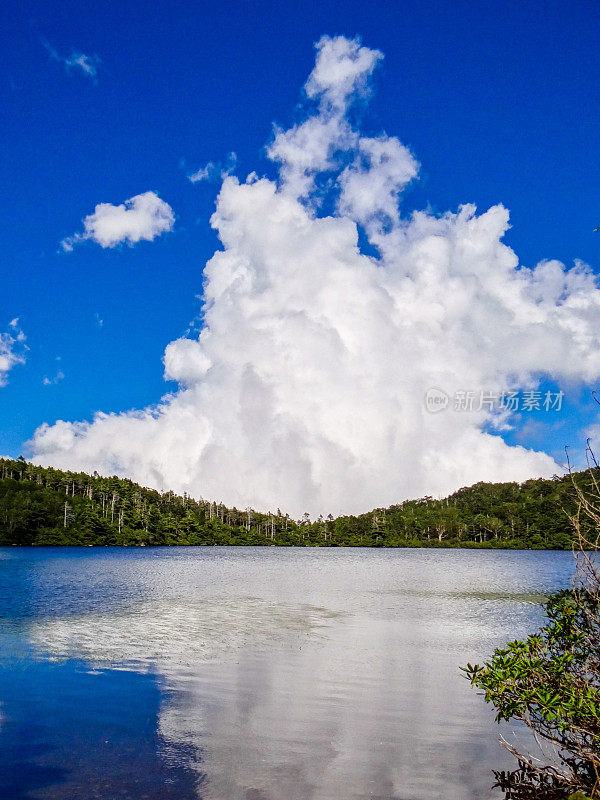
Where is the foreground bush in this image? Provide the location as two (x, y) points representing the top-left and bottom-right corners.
(464, 459), (600, 798)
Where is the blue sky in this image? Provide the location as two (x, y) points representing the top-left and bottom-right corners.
(2, 0), (600, 507)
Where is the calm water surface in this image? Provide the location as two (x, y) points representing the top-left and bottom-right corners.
(0, 547), (575, 800)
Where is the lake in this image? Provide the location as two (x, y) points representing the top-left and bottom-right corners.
(0, 547), (575, 800)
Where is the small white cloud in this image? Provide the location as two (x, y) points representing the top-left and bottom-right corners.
(42, 370), (65, 387)
(188, 164), (211, 183)
(64, 52), (99, 79)
(43, 40), (100, 82)
(94, 313), (104, 328)
(305, 34), (383, 110)
(61, 191), (175, 251)
(0, 321), (26, 387)
(188, 153), (237, 183)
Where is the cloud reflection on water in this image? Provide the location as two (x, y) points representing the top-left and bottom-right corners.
(27, 588), (534, 799)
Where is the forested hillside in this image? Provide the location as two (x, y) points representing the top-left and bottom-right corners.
(0, 457), (590, 548)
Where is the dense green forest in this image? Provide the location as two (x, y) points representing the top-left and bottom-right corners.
(0, 457), (592, 548)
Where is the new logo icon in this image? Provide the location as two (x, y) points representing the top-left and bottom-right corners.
(425, 387), (449, 413)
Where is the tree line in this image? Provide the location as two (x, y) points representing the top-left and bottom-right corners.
(0, 457), (591, 548)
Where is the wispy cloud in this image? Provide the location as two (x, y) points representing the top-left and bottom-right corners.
(61, 191), (175, 251)
(188, 153), (237, 183)
(42, 40), (100, 82)
(0, 319), (27, 387)
(42, 370), (65, 387)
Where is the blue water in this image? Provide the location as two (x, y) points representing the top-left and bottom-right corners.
(0, 547), (576, 800)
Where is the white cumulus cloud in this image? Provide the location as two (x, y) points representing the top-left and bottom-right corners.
(0, 319), (26, 387)
(31, 35), (600, 517)
(61, 191), (175, 251)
